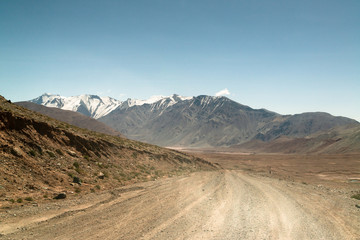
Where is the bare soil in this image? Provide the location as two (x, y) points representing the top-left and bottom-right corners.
(1, 152), (359, 240)
(187, 150), (360, 186)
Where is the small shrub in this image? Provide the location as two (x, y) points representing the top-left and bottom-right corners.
(43, 194), (48, 198)
(28, 150), (36, 157)
(73, 162), (80, 169)
(17, 198), (23, 203)
(75, 187), (81, 193)
(73, 176), (82, 184)
(75, 168), (84, 175)
(95, 185), (100, 190)
(137, 165), (146, 171)
(9, 199), (15, 203)
(351, 193), (360, 200)
(155, 170), (161, 177)
(25, 197), (33, 201)
(55, 149), (63, 156)
(37, 146), (43, 155)
(46, 151), (56, 158)
(90, 188), (95, 193)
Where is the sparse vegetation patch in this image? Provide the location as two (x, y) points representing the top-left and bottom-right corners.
(28, 150), (36, 157)
(73, 161), (80, 169)
(46, 150), (56, 158)
(351, 193), (360, 200)
(24, 197), (33, 201)
(55, 149), (63, 155)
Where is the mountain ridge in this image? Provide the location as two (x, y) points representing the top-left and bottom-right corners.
(30, 93), (193, 119)
(100, 95), (358, 148)
(29, 93), (359, 149)
(15, 101), (123, 137)
(30, 93), (122, 119)
(233, 123), (360, 154)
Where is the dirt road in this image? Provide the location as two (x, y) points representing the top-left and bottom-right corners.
(1, 170), (359, 240)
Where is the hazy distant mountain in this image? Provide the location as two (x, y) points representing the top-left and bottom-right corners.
(16, 101), (123, 137)
(30, 93), (122, 119)
(254, 112), (357, 141)
(233, 124), (360, 154)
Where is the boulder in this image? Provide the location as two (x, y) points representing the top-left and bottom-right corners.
(53, 193), (66, 199)
(98, 172), (105, 179)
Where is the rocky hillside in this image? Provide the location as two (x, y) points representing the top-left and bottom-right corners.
(100, 95), (358, 148)
(0, 96), (214, 205)
(16, 101), (123, 137)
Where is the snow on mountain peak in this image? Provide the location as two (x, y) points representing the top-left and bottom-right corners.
(123, 94), (193, 108)
(30, 93), (194, 118)
(30, 93), (122, 119)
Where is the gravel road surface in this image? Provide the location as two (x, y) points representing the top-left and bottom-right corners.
(1, 170), (358, 240)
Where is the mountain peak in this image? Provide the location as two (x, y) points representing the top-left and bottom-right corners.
(121, 94), (193, 109)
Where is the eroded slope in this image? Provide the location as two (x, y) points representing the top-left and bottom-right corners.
(0, 96), (214, 205)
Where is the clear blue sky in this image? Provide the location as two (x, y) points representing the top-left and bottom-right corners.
(1, 0), (359, 121)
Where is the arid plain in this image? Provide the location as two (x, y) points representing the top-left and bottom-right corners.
(1, 150), (359, 239)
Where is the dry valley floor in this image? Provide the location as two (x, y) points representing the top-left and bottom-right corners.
(1, 169), (359, 240)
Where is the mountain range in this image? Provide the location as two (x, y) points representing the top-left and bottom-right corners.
(233, 123), (360, 154)
(30, 93), (192, 119)
(28, 93), (359, 151)
(30, 93), (122, 119)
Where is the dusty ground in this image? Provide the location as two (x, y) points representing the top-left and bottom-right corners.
(1, 152), (359, 240)
(185, 150), (360, 185)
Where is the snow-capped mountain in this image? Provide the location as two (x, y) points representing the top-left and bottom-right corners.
(120, 94), (193, 112)
(99, 95), (358, 147)
(30, 93), (192, 119)
(29, 93), (358, 148)
(30, 93), (122, 119)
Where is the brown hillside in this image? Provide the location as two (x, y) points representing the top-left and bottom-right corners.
(0, 96), (214, 206)
(15, 101), (123, 137)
